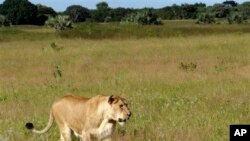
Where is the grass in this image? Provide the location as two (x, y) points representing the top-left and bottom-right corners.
(62, 20), (250, 39)
(0, 20), (250, 141)
(1, 20), (250, 40)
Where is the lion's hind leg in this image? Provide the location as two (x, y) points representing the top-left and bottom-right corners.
(59, 125), (72, 141)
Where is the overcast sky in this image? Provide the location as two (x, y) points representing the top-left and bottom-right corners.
(0, 0), (248, 11)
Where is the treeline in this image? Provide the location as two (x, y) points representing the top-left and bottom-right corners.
(0, 0), (250, 26)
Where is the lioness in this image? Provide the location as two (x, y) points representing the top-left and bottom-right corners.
(26, 95), (131, 141)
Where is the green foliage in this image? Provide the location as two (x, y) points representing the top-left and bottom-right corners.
(0, 0), (37, 25)
(227, 12), (248, 24)
(180, 4), (200, 19)
(0, 1), (250, 25)
(210, 4), (234, 18)
(123, 9), (163, 25)
(158, 3), (206, 20)
(36, 4), (57, 25)
(238, 2), (250, 18)
(57, 21), (250, 39)
(223, 0), (238, 7)
(196, 13), (215, 24)
(45, 15), (72, 31)
(92, 1), (111, 22)
(104, 16), (112, 23)
(96, 1), (109, 11)
(110, 8), (134, 21)
(0, 14), (11, 27)
(37, 4), (56, 17)
(65, 5), (90, 23)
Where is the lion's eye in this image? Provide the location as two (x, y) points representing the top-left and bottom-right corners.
(120, 104), (123, 108)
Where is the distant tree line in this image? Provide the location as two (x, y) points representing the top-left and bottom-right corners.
(0, 0), (249, 26)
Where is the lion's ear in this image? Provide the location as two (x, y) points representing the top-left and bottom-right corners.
(108, 95), (114, 104)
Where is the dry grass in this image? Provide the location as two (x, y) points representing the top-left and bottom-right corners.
(0, 22), (250, 141)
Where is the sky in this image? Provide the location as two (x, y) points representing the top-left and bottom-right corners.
(0, 0), (248, 11)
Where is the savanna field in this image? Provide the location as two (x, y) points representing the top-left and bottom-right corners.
(0, 21), (250, 141)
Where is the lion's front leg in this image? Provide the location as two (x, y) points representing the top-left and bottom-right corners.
(91, 119), (114, 141)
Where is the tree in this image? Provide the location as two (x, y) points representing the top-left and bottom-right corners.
(92, 1), (111, 22)
(180, 4), (198, 19)
(211, 4), (232, 18)
(238, 2), (250, 18)
(196, 13), (215, 24)
(0, 0), (37, 25)
(96, 2), (109, 11)
(158, 3), (206, 20)
(65, 5), (90, 23)
(227, 12), (247, 24)
(170, 4), (182, 19)
(36, 4), (57, 25)
(223, 0), (238, 7)
(0, 14), (11, 26)
(110, 7), (134, 21)
(123, 9), (162, 25)
(37, 4), (56, 17)
(158, 6), (179, 20)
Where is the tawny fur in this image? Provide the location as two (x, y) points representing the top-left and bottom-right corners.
(26, 95), (131, 141)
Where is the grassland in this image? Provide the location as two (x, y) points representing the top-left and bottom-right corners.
(0, 21), (250, 141)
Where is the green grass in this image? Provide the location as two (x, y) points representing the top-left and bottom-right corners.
(63, 20), (250, 39)
(1, 21), (250, 41)
(0, 21), (250, 141)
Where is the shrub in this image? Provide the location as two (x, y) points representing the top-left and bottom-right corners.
(0, 14), (11, 27)
(65, 5), (90, 23)
(36, 4), (57, 25)
(196, 13), (216, 24)
(227, 12), (247, 24)
(123, 9), (163, 25)
(0, 0), (37, 25)
(92, 2), (111, 22)
(45, 15), (72, 31)
(104, 16), (112, 23)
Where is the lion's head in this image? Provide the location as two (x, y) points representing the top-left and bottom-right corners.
(107, 95), (131, 126)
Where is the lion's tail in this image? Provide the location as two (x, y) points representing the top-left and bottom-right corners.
(25, 110), (54, 134)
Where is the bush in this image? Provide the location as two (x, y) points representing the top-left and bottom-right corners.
(227, 12), (247, 24)
(65, 5), (90, 23)
(104, 16), (112, 23)
(36, 4), (57, 25)
(0, 0), (37, 25)
(123, 9), (163, 25)
(92, 2), (111, 22)
(0, 14), (11, 27)
(196, 13), (216, 24)
(45, 15), (72, 31)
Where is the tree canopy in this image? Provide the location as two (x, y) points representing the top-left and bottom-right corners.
(36, 4), (57, 25)
(65, 5), (90, 23)
(0, 0), (37, 24)
(92, 2), (111, 22)
(0, 0), (248, 25)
